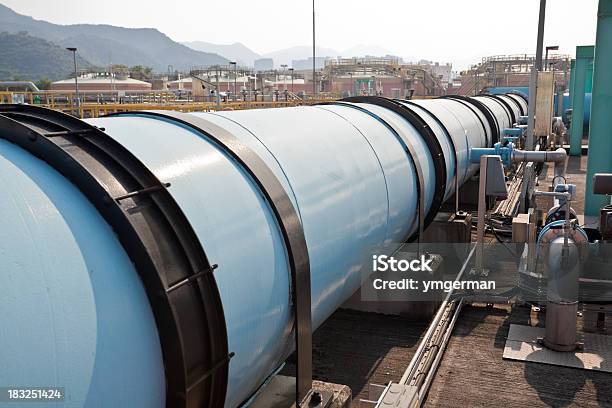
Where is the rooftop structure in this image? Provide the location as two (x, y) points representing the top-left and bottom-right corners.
(454, 53), (571, 95)
(51, 73), (152, 91)
(321, 56), (448, 97)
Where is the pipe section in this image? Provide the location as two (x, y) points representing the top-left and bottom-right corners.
(0, 93), (522, 407)
(0, 139), (166, 408)
(512, 147), (568, 188)
(512, 147), (567, 164)
(0, 80), (40, 92)
(399, 98), (488, 186)
(495, 94), (523, 123)
(473, 95), (514, 132)
(506, 93), (529, 116)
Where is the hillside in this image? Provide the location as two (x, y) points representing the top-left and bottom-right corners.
(0, 31), (89, 81)
(182, 41), (261, 66)
(0, 4), (228, 71)
(261, 45), (340, 67)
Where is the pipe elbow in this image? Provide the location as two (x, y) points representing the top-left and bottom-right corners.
(548, 148), (568, 164)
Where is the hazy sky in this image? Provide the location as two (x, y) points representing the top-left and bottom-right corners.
(3, 0), (599, 69)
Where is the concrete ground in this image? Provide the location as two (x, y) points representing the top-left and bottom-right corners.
(423, 304), (612, 408)
(283, 309), (427, 403)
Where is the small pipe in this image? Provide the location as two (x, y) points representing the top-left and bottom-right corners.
(512, 147), (567, 188)
(534, 191), (570, 199)
(511, 147), (567, 164)
(0, 81), (40, 92)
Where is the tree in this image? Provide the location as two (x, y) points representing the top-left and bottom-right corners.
(129, 65), (153, 80)
(36, 77), (52, 90)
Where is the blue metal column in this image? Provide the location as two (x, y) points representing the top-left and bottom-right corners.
(586, 0), (612, 215)
(569, 46), (594, 156)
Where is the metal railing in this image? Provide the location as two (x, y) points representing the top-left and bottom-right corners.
(0, 91), (341, 118)
(482, 53), (570, 63)
(0, 90), (179, 107)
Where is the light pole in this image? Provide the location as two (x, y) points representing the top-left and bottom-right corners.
(371, 75), (376, 96)
(281, 64), (288, 91)
(312, 0), (316, 98)
(229, 61), (237, 101)
(289, 68), (294, 93)
(66, 47), (80, 116)
(526, 0), (547, 150)
(545, 45), (559, 71)
(215, 68), (221, 107)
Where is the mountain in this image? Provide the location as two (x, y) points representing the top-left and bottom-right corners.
(182, 41), (260, 67)
(261, 45), (340, 67)
(0, 4), (228, 71)
(0, 31), (90, 81)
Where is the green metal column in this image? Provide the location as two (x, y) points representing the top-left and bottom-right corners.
(569, 46), (594, 156)
(585, 0), (612, 215)
(586, 59), (594, 93)
(569, 59), (575, 108)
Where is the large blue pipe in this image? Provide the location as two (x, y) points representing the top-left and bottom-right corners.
(0, 95), (519, 407)
(488, 87), (593, 126)
(562, 91), (592, 126)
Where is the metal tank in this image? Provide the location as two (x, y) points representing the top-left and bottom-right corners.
(0, 95), (521, 408)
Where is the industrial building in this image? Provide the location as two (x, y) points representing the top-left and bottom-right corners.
(318, 57), (450, 98)
(171, 57), (453, 102)
(291, 56), (327, 70)
(50, 73), (152, 91)
(254, 58), (274, 72)
(452, 53), (571, 96)
(1, 1), (612, 408)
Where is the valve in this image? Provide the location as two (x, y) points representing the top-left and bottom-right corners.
(469, 141), (514, 167)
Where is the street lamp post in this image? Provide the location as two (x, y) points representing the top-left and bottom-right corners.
(526, 0), (547, 150)
(66, 47), (80, 117)
(281, 64), (288, 91)
(545, 45), (559, 71)
(229, 61), (237, 101)
(371, 75), (376, 96)
(289, 68), (294, 94)
(215, 68), (221, 107)
(312, 0), (316, 98)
